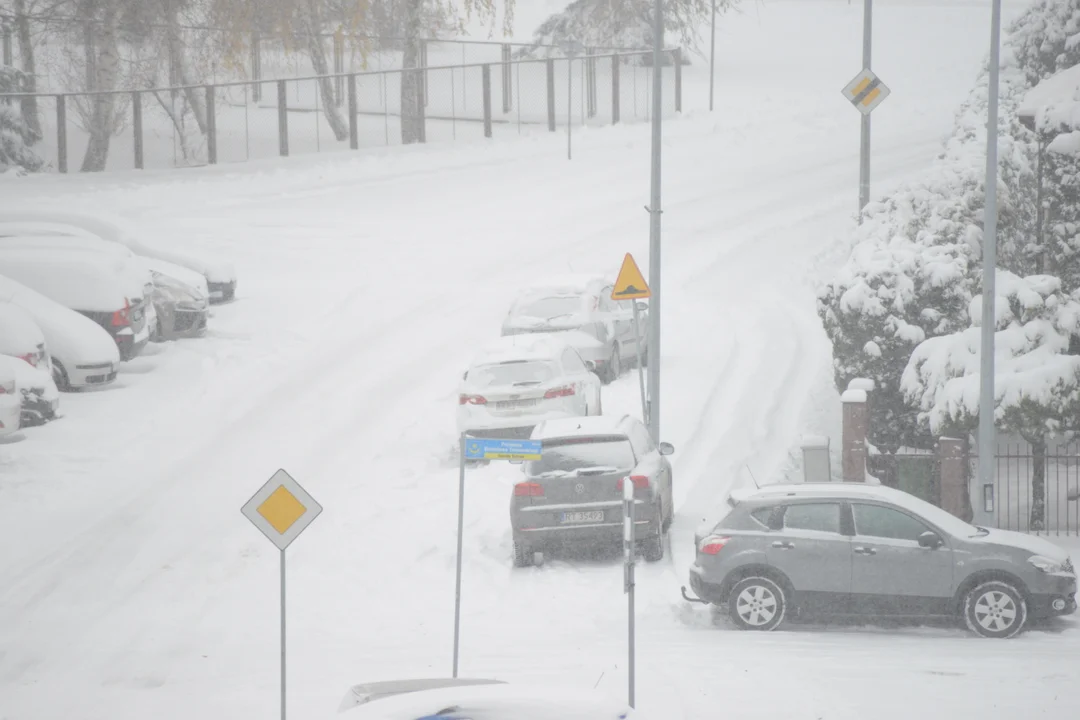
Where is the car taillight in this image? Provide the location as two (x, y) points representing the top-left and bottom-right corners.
(111, 299), (132, 327)
(514, 482), (544, 497)
(459, 394), (487, 405)
(699, 535), (731, 555)
(17, 353), (34, 366)
(544, 385), (576, 399)
(616, 475), (649, 491)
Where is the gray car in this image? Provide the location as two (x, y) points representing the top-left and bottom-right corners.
(684, 483), (1077, 638)
(511, 414), (674, 567)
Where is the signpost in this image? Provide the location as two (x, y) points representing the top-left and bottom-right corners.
(454, 435), (542, 677)
(622, 474), (636, 708)
(612, 253), (651, 425)
(242, 469), (323, 720)
(841, 0), (888, 214)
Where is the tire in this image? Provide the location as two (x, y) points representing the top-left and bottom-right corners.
(963, 580), (1028, 638)
(512, 539), (533, 568)
(727, 576), (787, 631)
(602, 346), (621, 384)
(662, 483), (674, 532)
(641, 503), (665, 562)
(51, 359), (71, 392)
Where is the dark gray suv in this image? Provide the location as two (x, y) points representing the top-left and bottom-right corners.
(684, 483), (1077, 638)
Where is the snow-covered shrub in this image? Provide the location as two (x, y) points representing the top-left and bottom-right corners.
(0, 66), (43, 173)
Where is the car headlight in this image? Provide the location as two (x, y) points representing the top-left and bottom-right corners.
(1029, 555), (1067, 574)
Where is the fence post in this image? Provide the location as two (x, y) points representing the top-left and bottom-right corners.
(938, 437), (972, 521)
(277, 80), (288, 157)
(420, 40), (429, 108)
(205, 85), (217, 164)
(674, 48), (683, 113)
(501, 44), (512, 113)
(612, 54), (620, 124)
(347, 73), (358, 150)
(251, 32), (261, 102)
(546, 58), (556, 131)
(333, 28), (345, 107)
(132, 91), (143, 170)
(842, 380), (871, 482)
(56, 95), (67, 173)
(586, 49), (596, 118)
(2, 24), (12, 66)
(482, 64), (492, 138)
(417, 68), (427, 143)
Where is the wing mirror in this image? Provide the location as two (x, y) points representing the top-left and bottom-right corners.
(659, 442), (675, 456)
(635, 301), (648, 313)
(918, 531), (944, 549)
(585, 360), (597, 372)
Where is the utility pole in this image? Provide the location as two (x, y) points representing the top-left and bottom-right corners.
(646, 0), (663, 443)
(978, 0), (1003, 525)
(709, 1), (717, 112)
(858, 0), (872, 212)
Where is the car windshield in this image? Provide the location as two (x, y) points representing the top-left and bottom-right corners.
(526, 436), (635, 478)
(467, 360), (557, 388)
(514, 295), (583, 319)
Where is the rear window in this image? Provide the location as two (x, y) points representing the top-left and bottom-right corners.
(749, 507), (776, 528)
(514, 295), (583, 319)
(467, 360), (557, 388)
(526, 436), (635, 477)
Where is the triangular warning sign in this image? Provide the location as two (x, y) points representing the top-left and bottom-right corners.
(611, 253), (651, 300)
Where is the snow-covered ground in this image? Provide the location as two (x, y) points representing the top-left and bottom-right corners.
(2, 1), (1078, 719)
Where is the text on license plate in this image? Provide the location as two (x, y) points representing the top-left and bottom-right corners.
(496, 399), (539, 410)
(561, 511), (605, 524)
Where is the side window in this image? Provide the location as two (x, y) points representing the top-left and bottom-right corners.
(852, 503), (932, 542)
(561, 348), (587, 375)
(781, 503), (842, 534)
(750, 506), (777, 529)
(626, 421), (654, 458)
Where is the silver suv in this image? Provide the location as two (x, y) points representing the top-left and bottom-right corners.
(684, 483), (1077, 638)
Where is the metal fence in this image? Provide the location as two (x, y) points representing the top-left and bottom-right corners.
(981, 443), (1080, 536)
(1, 49), (681, 173)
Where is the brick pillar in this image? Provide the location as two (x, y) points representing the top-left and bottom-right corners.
(939, 437), (970, 520)
(842, 388), (869, 482)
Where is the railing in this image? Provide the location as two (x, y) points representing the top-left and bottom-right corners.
(982, 444), (1080, 536)
(0, 49), (682, 173)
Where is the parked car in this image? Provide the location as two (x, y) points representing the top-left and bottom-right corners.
(0, 211), (236, 301)
(0, 358), (20, 438)
(0, 243), (152, 361)
(684, 483), (1078, 638)
(0, 275), (121, 390)
(148, 271), (209, 341)
(0, 302), (59, 424)
(457, 335), (603, 440)
(511, 414), (675, 567)
(501, 275), (648, 384)
(339, 677), (645, 719)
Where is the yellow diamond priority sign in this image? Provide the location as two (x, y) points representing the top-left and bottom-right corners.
(242, 469), (322, 550)
(842, 68), (890, 116)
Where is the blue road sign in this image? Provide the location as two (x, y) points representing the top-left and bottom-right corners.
(464, 437), (542, 461)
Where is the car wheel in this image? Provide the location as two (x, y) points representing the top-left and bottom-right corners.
(662, 482), (674, 531)
(728, 576), (787, 631)
(51, 360), (71, 392)
(603, 347), (621, 384)
(641, 504), (665, 562)
(512, 539), (534, 568)
(963, 580), (1028, 638)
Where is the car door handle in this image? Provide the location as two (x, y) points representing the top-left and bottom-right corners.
(771, 541), (795, 550)
(853, 546), (877, 556)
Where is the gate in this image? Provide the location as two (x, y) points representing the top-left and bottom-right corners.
(985, 443), (1080, 535)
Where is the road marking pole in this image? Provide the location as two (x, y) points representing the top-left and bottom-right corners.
(631, 303), (648, 423)
(453, 432), (467, 678)
(280, 548), (286, 720)
(623, 475), (636, 708)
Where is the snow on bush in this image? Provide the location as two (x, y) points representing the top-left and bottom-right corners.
(0, 67), (43, 173)
(901, 271), (1080, 435)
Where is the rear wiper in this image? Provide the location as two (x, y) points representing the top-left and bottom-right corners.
(576, 466), (621, 476)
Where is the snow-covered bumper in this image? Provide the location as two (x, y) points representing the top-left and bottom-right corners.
(67, 360), (119, 389)
(1029, 568), (1077, 620)
(687, 562), (727, 604)
(0, 392), (20, 435)
(512, 499), (656, 548)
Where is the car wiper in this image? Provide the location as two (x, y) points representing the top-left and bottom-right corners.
(576, 466), (621, 476)
(971, 526), (990, 536)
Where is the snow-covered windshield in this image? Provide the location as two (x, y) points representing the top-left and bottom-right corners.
(514, 295), (583, 319)
(527, 437), (635, 477)
(467, 360), (557, 387)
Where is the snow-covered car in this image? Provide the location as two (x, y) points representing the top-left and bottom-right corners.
(0, 302), (59, 424)
(0, 275), (120, 390)
(338, 678), (645, 719)
(501, 275), (648, 384)
(149, 270), (208, 340)
(0, 357), (20, 437)
(0, 243), (153, 361)
(457, 334), (603, 439)
(0, 211), (236, 301)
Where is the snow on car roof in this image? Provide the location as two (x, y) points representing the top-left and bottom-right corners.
(472, 334), (570, 365)
(0, 300), (45, 354)
(520, 274), (609, 295)
(533, 414), (634, 440)
(0, 244), (149, 311)
(0, 232), (133, 258)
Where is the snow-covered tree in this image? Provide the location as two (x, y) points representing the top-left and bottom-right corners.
(901, 272), (1080, 528)
(0, 65), (43, 172)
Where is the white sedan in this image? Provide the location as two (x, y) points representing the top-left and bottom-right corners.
(457, 334), (603, 439)
(0, 357), (21, 437)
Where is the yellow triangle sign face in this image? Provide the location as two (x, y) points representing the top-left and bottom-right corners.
(611, 253), (651, 300)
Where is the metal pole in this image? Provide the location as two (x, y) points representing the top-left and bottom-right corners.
(452, 433), (467, 677)
(978, 0), (1003, 519)
(646, 0), (664, 443)
(858, 0), (872, 213)
(568, 55), (573, 160)
(632, 304), (647, 423)
(622, 477), (636, 708)
(709, 1), (717, 112)
(280, 548), (286, 720)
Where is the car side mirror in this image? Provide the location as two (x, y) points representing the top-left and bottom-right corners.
(635, 301), (648, 313)
(918, 531), (943, 549)
(659, 442), (675, 456)
(584, 360), (596, 372)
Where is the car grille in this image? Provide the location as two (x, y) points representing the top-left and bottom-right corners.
(174, 310), (207, 333)
(1065, 557), (1076, 574)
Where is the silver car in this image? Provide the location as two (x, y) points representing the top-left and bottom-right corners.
(149, 271), (209, 341)
(684, 483), (1077, 638)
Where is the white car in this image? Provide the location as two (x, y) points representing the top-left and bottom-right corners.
(0, 275), (120, 390)
(0, 357), (20, 437)
(0, 211), (236, 301)
(0, 301), (59, 424)
(457, 334), (603, 439)
(501, 275), (648, 384)
(338, 678), (646, 719)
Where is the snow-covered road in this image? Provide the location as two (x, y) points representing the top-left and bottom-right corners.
(2, 2), (1077, 719)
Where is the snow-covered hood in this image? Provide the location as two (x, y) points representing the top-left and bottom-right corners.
(971, 528), (1072, 563)
(544, 329), (606, 360)
(504, 313), (591, 333)
(141, 258), (210, 300)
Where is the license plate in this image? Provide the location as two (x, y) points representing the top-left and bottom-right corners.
(561, 511), (605, 524)
(496, 399), (539, 410)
